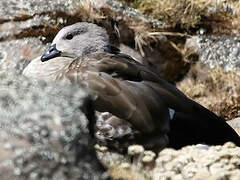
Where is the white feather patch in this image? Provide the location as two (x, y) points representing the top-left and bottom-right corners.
(168, 108), (175, 120)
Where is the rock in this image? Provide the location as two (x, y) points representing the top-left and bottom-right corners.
(186, 35), (240, 75)
(98, 143), (240, 179)
(142, 151), (156, 163)
(0, 0), (83, 73)
(128, 145), (144, 156)
(227, 118), (240, 136)
(95, 144), (108, 152)
(142, 155), (154, 163)
(0, 0), (79, 21)
(0, 38), (46, 74)
(119, 162), (131, 169)
(0, 0), (83, 43)
(0, 72), (106, 179)
(154, 144), (240, 179)
(94, 0), (165, 28)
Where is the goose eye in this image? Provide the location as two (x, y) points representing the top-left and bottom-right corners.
(66, 34), (73, 40)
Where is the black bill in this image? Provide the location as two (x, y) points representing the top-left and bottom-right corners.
(41, 44), (61, 62)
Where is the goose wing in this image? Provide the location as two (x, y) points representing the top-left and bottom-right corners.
(64, 54), (170, 134)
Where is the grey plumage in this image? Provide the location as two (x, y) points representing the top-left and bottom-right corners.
(23, 22), (240, 151)
(52, 22), (110, 58)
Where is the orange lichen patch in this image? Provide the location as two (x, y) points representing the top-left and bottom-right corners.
(0, 137), (30, 161)
(177, 63), (240, 120)
(0, 144), (14, 161)
(0, 22), (15, 32)
(19, 11), (29, 20)
(22, 46), (36, 59)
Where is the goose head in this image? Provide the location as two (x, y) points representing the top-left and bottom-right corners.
(41, 22), (110, 62)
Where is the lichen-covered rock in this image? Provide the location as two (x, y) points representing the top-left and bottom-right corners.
(227, 118), (240, 136)
(0, 0), (83, 43)
(153, 144), (240, 180)
(0, 38), (46, 74)
(142, 151), (156, 163)
(97, 143), (240, 179)
(0, 0), (83, 75)
(0, 72), (105, 180)
(128, 145), (144, 156)
(0, 0), (79, 21)
(186, 35), (240, 75)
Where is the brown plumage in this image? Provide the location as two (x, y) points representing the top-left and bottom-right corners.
(23, 22), (240, 150)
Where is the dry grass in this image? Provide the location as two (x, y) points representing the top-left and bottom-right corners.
(177, 63), (240, 120)
(134, 27), (190, 56)
(109, 167), (147, 180)
(75, 0), (106, 22)
(73, 0), (197, 73)
(119, 0), (240, 32)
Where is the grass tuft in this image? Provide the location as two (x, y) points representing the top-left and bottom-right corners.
(119, 0), (240, 31)
(177, 63), (240, 120)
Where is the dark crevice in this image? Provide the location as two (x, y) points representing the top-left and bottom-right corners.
(0, 11), (83, 42)
(0, 19), (11, 24)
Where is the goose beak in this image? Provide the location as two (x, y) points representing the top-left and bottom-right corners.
(41, 44), (61, 62)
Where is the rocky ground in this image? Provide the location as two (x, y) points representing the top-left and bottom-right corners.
(97, 143), (240, 180)
(0, 0), (240, 179)
(0, 72), (106, 179)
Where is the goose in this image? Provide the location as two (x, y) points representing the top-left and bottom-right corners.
(23, 22), (240, 150)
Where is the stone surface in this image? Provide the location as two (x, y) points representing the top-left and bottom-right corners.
(142, 151), (156, 163)
(0, 72), (105, 180)
(186, 35), (240, 75)
(228, 118), (240, 136)
(0, 38), (46, 74)
(0, 0), (82, 42)
(0, 0), (78, 21)
(0, 0), (83, 74)
(128, 145), (145, 156)
(94, 0), (166, 28)
(98, 143), (240, 179)
(154, 143), (240, 179)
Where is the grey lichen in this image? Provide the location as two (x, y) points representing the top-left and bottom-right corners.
(186, 35), (240, 75)
(0, 72), (105, 180)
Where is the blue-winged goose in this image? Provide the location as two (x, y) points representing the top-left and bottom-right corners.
(23, 22), (240, 150)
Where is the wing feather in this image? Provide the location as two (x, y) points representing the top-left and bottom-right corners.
(65, 55), (170, 134)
